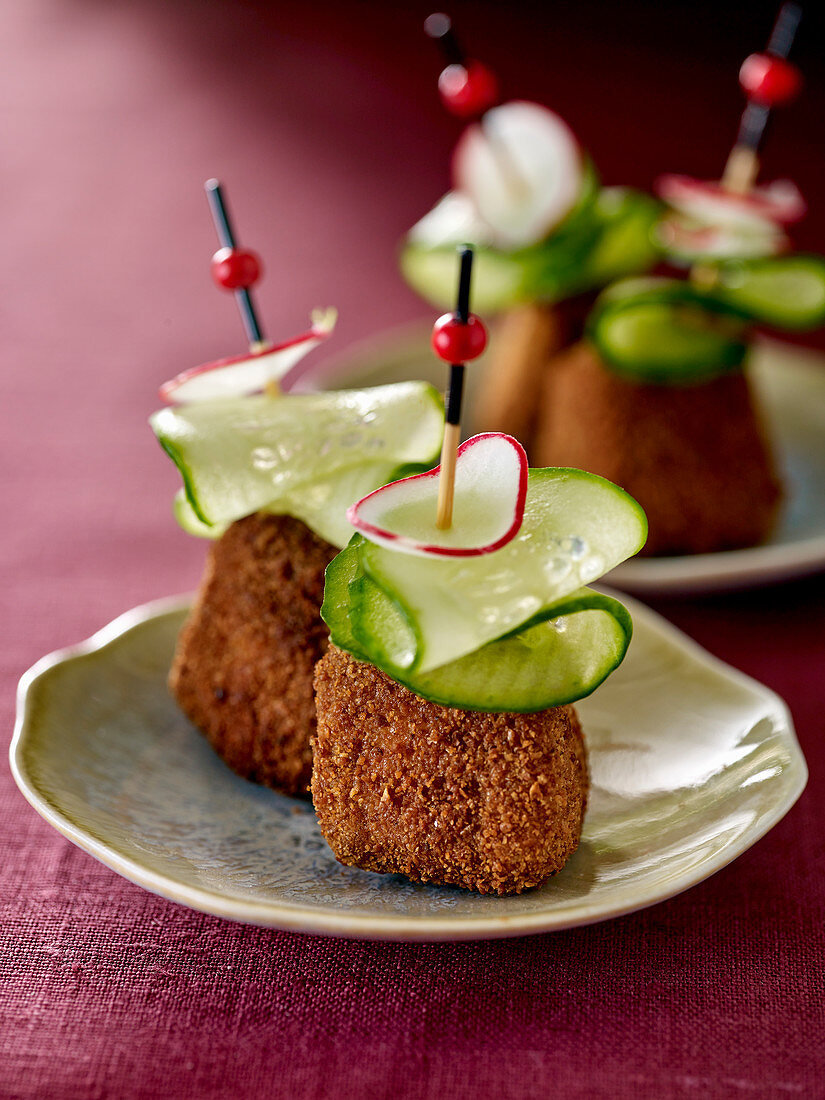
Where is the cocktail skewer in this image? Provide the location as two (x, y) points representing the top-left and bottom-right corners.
(424, 12), (531, 200)
(681, 3), (803, 284)
(721, 2), (802, 194)
(432, 246), (487, 529)
(204, 179), (270, 361)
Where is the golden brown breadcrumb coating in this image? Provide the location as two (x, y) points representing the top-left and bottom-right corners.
(170, 512), (336, 796)
(532, 342), (782, 556)
(312, 645), (589, 896)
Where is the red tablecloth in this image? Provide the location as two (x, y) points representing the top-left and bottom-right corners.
(3, 2), (824, 1096)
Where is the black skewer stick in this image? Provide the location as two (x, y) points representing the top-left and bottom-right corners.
(456, 244), (472, 323)
(424, 12), (465, 66)
(767, 1), (802, 58)
(733, 3), (802, 158)
(204, 179), (267, 349)
(445, 246), (473, 427)
(436, 246), (474, 529)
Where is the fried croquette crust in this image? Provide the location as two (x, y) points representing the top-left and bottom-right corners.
(312, 645), (589, 896)
(170, 512), (336, 796)
(532, 342), (782, 556)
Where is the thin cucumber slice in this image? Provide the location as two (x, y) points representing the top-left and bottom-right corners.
(323, 546), (632, 711)
(596, 276), (703, 309)
(174, 490), (224, 539)
(567, 187), (662, 293)
(173, 464), (419, 547)
(708, 255), (825, 331)
(352, 468), (646, 674)
(399, 222), (597, 312)
(399, 163), (600, 312)
(174, 461), (424, 548)
(151, 382), (444, 534)
(387, 590), (632, 711)
(320, 542), (371, 662)
(588, 280), (749, 384)
(348, 573), (420, 672)
(400, 184), (659, 314)
(400, 242), (541, 313)
(324, 559), (632, 711)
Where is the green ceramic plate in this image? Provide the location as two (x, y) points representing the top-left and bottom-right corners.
(11, 595), (806, 942)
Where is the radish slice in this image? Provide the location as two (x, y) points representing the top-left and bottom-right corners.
(407, 190), (495, 249)
(656, 175), (806, 229)
(453, 101), (583, 249)
(347, 432), (527, 558)
(159, 308), (337, 404)
(656, 214), (789, 262)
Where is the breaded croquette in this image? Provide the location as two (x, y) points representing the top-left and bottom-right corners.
(312, 645), (589, 896)
(170, 512), (336, 796)
(532, 342), (782, 556)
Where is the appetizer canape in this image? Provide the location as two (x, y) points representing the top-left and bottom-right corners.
(312, 263), (647, 893)
(533, 5), (825, 555)
(401, 14), (661, 447)
(410, 8), (825, 558)
(151, 183), (444, 795)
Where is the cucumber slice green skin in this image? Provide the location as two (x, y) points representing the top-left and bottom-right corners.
(588, 278), (750, 385)
(174, 489), (224, 539)
(348, 572), (420, 672)
(174, 461), (436, 548)
(595, 276), (707, 311)
(395, 593), (632, 712)
(400, 175), (661, 313)
(349, 468), (646, 675)
(151, 382), (445, 548)
(321, 466), (645, 710)
(561, 188), (662, 297)
(320, 541), (371, 663)
(322, 544), (633, 712)
(589, 254), (825, 385)
(708, 254), (825, 332)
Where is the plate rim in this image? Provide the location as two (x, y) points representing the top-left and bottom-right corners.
(10, 594), (808, 942)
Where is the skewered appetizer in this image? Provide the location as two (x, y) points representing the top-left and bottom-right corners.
(312, 252), (647, 895)
(151, 183), (444, 795)
(401, 14), (661, 448)
(533, 5), (825, 556)
(408, 7), (825, 559)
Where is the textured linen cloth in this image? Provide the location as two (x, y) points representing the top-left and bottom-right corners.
(2, 2), (824, 1097)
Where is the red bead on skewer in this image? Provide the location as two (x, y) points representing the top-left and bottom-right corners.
(434, 246), (485, 530)
(438, 61), (499, 119)
(720, 2), (803, 196)
(425, 13), (499, 119)
(210, 246), (263, 291)
(431, 312), (487, 363)
(204, 179), (267, 350)
(739, 53), (802, 107)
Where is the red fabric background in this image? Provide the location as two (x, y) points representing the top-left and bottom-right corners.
(2, 2), (824, 1096)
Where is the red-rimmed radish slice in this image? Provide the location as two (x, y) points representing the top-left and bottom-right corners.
(159, 308), (337, 404)
(656, 214), (788, 261)
(348, 432), (527, 558)
(656, 174), (806, 229)
(453, 101), (583, 249)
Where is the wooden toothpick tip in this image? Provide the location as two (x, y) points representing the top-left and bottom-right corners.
(436, 423), (461, 529)
(723, 3), (803, 192)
